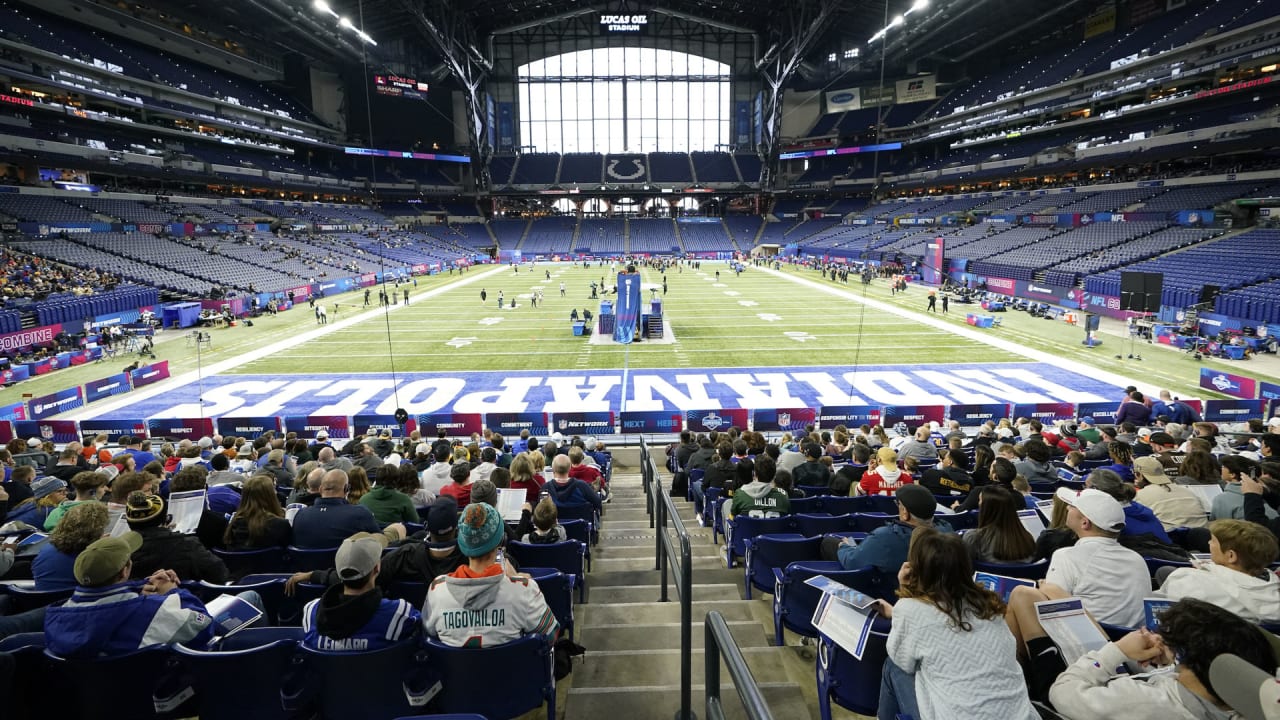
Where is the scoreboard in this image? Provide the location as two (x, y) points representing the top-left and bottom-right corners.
(373, 74), (429, 100)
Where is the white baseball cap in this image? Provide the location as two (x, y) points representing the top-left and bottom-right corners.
(1055, 487), (1126, 533)
(1268, 417), (1280, 428)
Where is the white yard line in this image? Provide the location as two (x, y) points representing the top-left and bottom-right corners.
(70, 266), (508, 420)
(761, 266), (1156, 395)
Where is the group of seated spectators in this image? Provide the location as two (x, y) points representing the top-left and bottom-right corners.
(666, 386), (1280, 719)
(0, 424), (611, 679)
(0, 249), (118, 306)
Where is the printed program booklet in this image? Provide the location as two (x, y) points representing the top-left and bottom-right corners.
(973, 571), (1037, 602)
(1035, 598), (1109, 664)
(808, 575), (879, 660)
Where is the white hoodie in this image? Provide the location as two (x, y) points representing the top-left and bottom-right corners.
(1160, 563), (1280, 623)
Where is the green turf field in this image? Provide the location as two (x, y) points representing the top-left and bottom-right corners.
(9, 260), (1278, 409)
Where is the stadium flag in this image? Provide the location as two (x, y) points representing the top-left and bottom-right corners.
(922, 237), (946, 284)
(614, 271), (643, 344)
(15, 420), (79, 444)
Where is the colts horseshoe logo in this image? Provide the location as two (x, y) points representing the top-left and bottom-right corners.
(606, 158), (646, 181)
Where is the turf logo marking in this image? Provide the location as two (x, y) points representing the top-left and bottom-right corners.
(446, 337), (478, 348)
(784, 331), (816, 343)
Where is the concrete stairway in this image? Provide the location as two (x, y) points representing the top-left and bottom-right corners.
(558, 452), (822, 720)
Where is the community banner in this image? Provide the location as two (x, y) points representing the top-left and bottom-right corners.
(412, 413), (479, 438)
(84, 373), (133, 404)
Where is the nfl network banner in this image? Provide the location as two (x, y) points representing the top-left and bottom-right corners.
(284, 415), (351, 439)
(353, 414), (418, 438)
(1203, 399), (1264, 423)
(826, 88), (861, 113)
(1075, 402), (1119, 425)
(130, 361), (170, 388)
(215, 416), (282, 438)
(413, 413), (479, 438)
(29, 386), (85, 420)
(0, 420), (12, 443)
(881, 405), (947, 428)
(485, 412), (549, 437)
(686, 408), (750, 433)
(1012, 402), (1078, 424)
(147, 417), (215, 441)
(949, 403), (1012, 424)
(14, 420), (79, 443)
(84, 373), (133, 404)
(816, 405), (881, 427)
(753, 407), (817, 432)
(78, 419), (148, 442)
(0, 401), (27, 422)
(551, 412), (616, 436)
(619, 411), (682, 433)
(1199, 367), (1256, 400)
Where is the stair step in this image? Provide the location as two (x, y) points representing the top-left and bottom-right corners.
(564, 683), (812, 720)
(591, 555), (728, 572)
(589, 583), (740, 604)
(577, 619), (768, 651)
(572, 646), (792, 689)
(579, 600), (757, 626)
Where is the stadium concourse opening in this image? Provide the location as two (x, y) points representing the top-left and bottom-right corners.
(3, 0), (1280, 718)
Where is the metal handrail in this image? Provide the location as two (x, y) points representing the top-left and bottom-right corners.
(655, 476), (695, 720)
(639, 438), (655, 529)
(705, 611), (775, 720)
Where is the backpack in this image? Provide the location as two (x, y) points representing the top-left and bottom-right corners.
(670, 470), (689, 497)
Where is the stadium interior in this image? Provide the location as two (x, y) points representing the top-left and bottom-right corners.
(2, 0), (1280, 717)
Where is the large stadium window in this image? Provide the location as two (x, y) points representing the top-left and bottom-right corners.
(518, 47), (730, 154)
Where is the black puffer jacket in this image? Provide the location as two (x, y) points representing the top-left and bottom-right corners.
(129, 524), (229, 584)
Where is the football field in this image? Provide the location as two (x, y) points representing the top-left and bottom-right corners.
(47, 258), (1277, 425)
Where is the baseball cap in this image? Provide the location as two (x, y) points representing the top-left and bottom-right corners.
(457, 503), (504, 557)
(74, 531), (143, 586)
(551, 432), (564, 443)
(585, 437), (597, 450)
(1210, 654), (1280, 720)
(1137, 427), (1153, 438)
(26, 437), (41, 448)
(1148, 431), (1177, 446)
(415, 442), (430, 456)
(806, 444), (823, 459)
(425, 496), (459, 535)
(335, 535), (382, 581)
(1268, 417), (1280, 428)
(380, 429), (392, 438)
(1055, 487), (1126, 533)
(316, 430), (329, 439)
(893, 422), (909, 437)
(1078, 416), (1096, 426)
(31, 477), (67, 500)
(198, 436), (213, 449)
(1133, 456), (1171, 484)
(895, 484), (936, 520)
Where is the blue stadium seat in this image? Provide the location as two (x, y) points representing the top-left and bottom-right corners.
(172, 634), (302, 720)
(287, 546), (339, 572)
(816, 618), (894, 719)
(773, 562), (889, 645)
(422, 635), (556, 719)
(744, 534), (822, 599)
(724, 515), (794, 568)
(506, 540), (587, 603)
(5, 585), (73, 612)
(44, 645), (193, 719)
(523, 567), (576, 641)
(973, 559), (1050, 581)
(286, 639), (435, 719)
(793, 513), (856, 538)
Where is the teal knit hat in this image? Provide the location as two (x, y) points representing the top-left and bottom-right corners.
(457, 503), (504, 557)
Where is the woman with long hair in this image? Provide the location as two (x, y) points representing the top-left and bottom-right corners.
(970, 444), (995, 487)
(33, 501), (109, 591)
(1174, 449), (1218, 485)
(964, 485), (1037, 564)
(870, 425), (890, 449)
(878, 528), (1038, 720)
(1102, 440), (1135, 482)
(346, 466), (371, 503)
(7, 478), (68, 527)
(223, 475), (292, 550)
(508, 453), (545, 504)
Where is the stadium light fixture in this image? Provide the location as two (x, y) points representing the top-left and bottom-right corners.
(338, 15), (353, 28)
(313, 0), (336, 16)
(890, 14), (905, 27)
(908, 0), (929, 13)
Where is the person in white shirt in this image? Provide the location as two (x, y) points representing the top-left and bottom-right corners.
(1132, 456), (1208, 530)
(1159, 519), (1280, 623)
(1005, 488), (1150, 701)
(1050, 598), (1277, 720)
(877, 528), (1039, 720)
(421, 446), (454, 496)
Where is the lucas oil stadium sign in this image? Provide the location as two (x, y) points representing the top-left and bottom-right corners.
(90, 363), (1123, 425)
(600, 13), (648, 32)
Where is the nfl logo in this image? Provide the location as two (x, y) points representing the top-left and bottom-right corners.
(39, 424), (54, 439)
(701, 412), (724, 430)
(777, 412), (791, 428)
(559, 419), (569, 430)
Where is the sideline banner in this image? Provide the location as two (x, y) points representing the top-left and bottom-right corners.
(147, 417), (215, 441)
(551, 412), (617, 436)
(1199, 367), (1256, 399)
(0, 401), (26, 422)
(817, 405), (881, 428)
(412, 413), (477, 438)
(685, 408), (750, 433)
(485, 412), (549, 438)
(753, 407), (817, 432)
(130, 361), (170, 388)
(30, 387), (85, 421)
(949, 404), (1011, 424)
(619, 411), (682, 433)
(881, 405), (947, 428)
(14, 420), (79, 443)
(85, 373), (133, 404)
(79, 419), (148, 442)
(216, 416), (282, 438)
(284, 415), (351, 439)
(1011, 402), (1078, 424)
(1203, 399), (1263, 423)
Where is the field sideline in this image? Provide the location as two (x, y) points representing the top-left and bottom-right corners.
(17, 259), (1277, 423)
